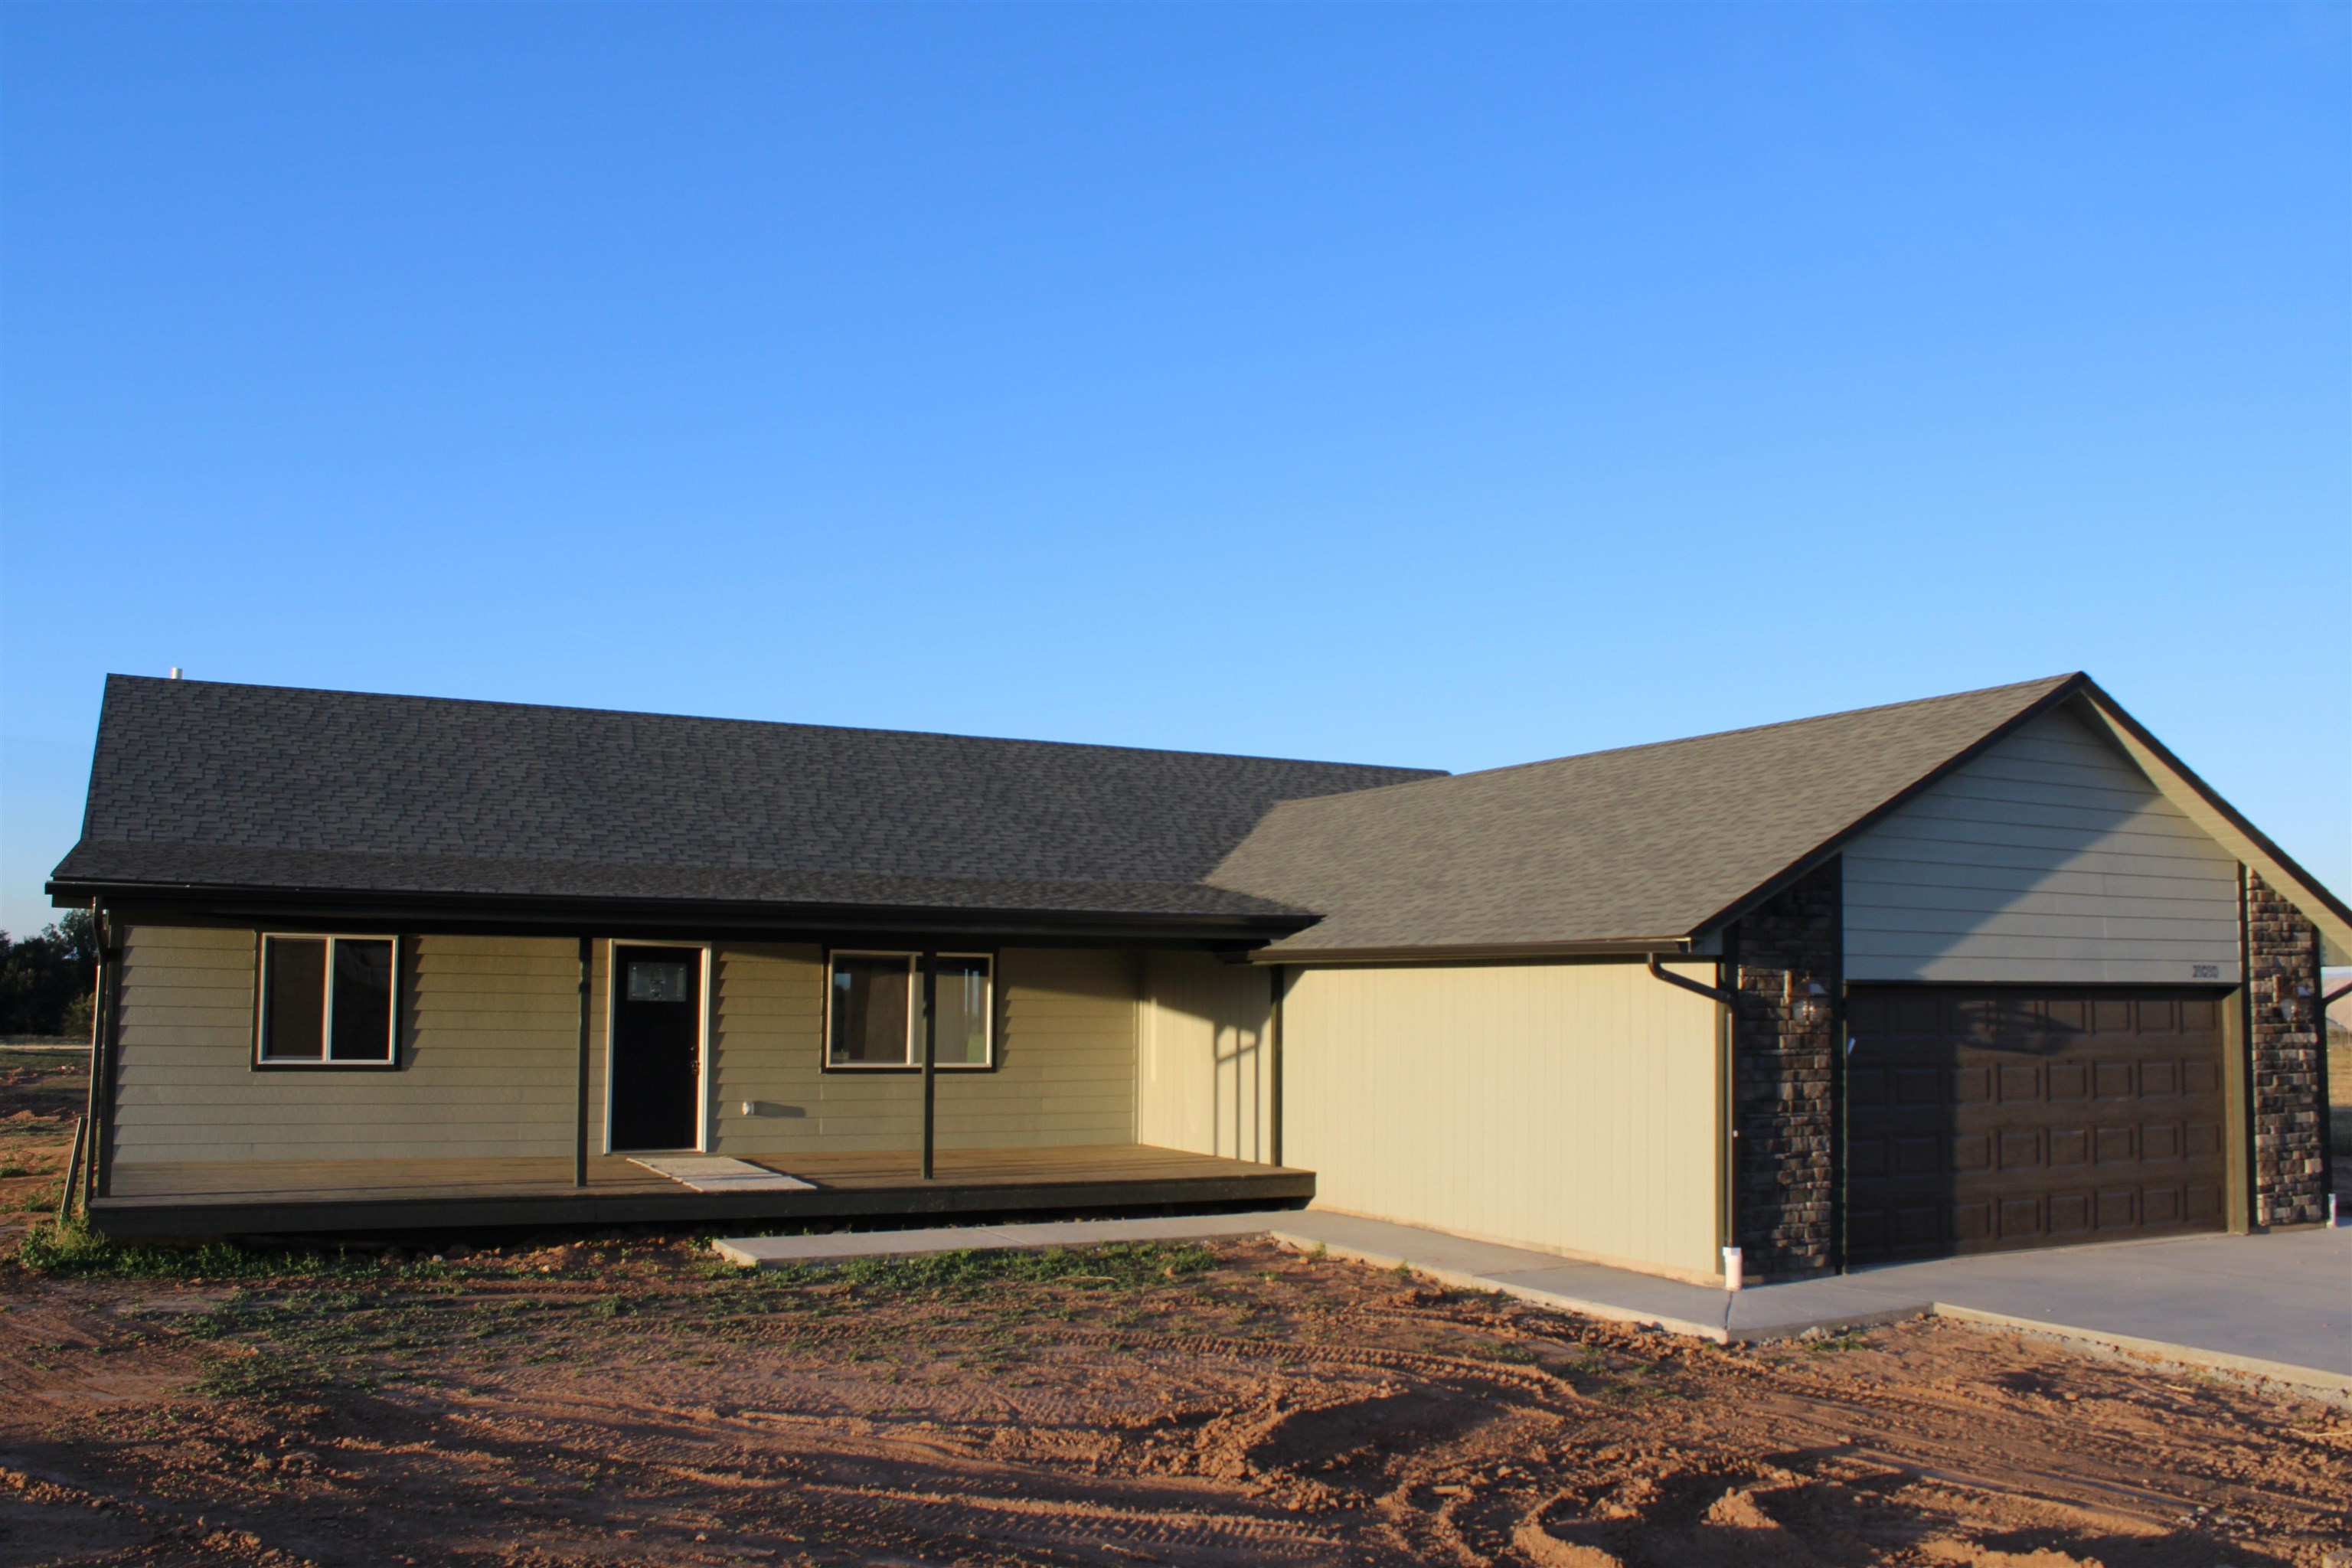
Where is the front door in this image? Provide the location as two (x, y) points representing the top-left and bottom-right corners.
(611, 945), (704, 1151)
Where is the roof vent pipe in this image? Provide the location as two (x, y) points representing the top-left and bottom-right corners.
(168, 668), (182, 680)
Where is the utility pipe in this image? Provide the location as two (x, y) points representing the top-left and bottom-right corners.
(77, 899), (103, 1219)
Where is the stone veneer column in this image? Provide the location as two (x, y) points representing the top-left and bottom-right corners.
(1730, 860), (1840, 1277)
(2245, 869), (2327, 1227)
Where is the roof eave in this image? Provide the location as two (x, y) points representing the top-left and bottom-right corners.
(2068, 678), (2352, 963)
(45, 874), (1321, 945)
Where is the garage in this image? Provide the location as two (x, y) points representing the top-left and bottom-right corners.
(1844, 986), (2230, 1265)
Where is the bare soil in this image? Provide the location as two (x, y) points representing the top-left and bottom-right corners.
(2, 1061), (2346, 1567)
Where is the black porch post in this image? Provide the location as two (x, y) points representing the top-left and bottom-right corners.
(920, 952), (937, 1181)
(574, 936), (592, 1188)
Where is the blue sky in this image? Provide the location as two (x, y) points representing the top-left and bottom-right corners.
(3, 3), (2347, 937)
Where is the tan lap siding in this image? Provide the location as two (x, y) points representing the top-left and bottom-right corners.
(113, 926), (580, 1164)
(1139, 952), (1274, 1161)
(1282, 960), (1720, 1280)
(1844, 702), (2242, 985)
(707, 946), (1138, 1158)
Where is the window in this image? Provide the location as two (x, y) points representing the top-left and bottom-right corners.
(259, 935), (397, 1065)
(826, 951), (993, 1070)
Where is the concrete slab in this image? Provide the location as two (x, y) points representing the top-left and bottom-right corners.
(708, 1211), (1278, 1268)
(1834, 1225), (2352, 1391)
(1263, 1212), (1935, 1343)
(710, 1207), (2352, 1396)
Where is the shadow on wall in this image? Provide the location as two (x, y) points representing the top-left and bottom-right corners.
(1142, 953), (1276, 1165)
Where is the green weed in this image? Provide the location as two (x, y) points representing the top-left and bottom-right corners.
(762, 1241), (1217, 1296)
(12, 1218), (383, 1280)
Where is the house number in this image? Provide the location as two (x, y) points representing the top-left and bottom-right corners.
(2189, 964), (2220, 980)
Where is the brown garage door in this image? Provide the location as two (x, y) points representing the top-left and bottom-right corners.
(1844, 987), (2229, 1265)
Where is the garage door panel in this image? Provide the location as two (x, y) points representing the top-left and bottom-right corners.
(1846, 985), (2226, 1264)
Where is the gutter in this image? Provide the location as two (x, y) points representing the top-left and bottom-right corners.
(42, 880), (1314, 946)
(1246, 937), (1704, 966)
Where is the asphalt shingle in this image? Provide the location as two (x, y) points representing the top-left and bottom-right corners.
(52, 677), (1442, 921)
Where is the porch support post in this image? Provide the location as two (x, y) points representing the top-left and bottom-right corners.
(574, 936), (592, 1188)
(920, 952), (937, 1181)
(1268, 965), (1284, 1169)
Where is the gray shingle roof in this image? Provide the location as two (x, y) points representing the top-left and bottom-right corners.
(1208, 675), (2081, 954)
(51, 677), (1442, 922)
(54, 673), (2108, 949)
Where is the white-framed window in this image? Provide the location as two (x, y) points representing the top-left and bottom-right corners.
(825, 950), (994, 1070)
(256, 933), (399, 1066)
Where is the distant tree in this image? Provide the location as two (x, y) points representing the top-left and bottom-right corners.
(0, 909), (99, 1037)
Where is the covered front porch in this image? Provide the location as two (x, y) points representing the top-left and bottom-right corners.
(89, 1142), (1314, 1238)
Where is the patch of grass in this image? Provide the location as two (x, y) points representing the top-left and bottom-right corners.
(763, 1241), (1218, 1296)
(13, 1218), (387, 1280)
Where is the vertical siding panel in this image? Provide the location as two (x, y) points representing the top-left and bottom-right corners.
(1137, 952), (1274, 1161)
(1284, 959), (1718, 1281)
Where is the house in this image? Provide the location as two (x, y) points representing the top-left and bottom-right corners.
(50, 671), (2346, 1282)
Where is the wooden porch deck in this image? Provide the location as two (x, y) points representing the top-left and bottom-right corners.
(89, 1145), (1315, 1238)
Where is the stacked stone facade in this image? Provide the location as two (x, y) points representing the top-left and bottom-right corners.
(2245, 870), (2328, 1228)
(1730, 859), (1840, 1277)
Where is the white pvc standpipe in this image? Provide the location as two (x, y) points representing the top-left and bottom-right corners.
(1722, 1245), (1744, 1292)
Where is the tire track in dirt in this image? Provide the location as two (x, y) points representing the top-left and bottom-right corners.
(6, 1234), (2344, 1566)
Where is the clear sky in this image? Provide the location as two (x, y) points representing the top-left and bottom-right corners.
(3, 3), (2347, 939)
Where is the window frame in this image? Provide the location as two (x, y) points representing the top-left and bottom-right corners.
(822, 949), (997, 1073)
(253, 932), (403, 1070)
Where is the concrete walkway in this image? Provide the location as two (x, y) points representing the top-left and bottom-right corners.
(713, 1210), (2352, 1396)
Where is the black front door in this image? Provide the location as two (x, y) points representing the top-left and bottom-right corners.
(610, 946), (703, 1151)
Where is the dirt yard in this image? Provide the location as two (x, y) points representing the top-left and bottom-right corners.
(2, 1056), (2346, 1568)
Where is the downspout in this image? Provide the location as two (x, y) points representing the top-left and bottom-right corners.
(2318, 972), (2345, 1220)
(71, 898), (103, 1221)
(2236, 865), (2259, 1231)
(93, 908), (122, 1203)
(1645, 951), (1737, 1280)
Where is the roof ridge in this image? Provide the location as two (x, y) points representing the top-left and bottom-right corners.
(1252, 672), (2081, 808)
(102, 674), (1445, 779)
